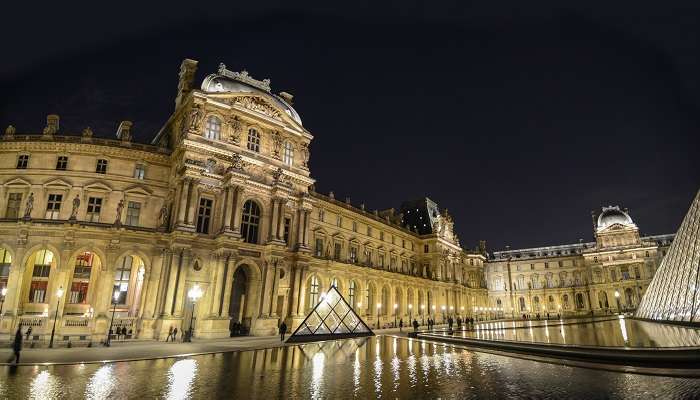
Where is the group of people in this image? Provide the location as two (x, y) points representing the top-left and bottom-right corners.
(409, 316), (479, 332)
(522, 313), (561, 320)
(165, 326), (180, 342)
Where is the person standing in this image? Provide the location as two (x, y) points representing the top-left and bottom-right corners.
(173, 327), (179, 342)
(279, 321), (288, 341)
(412, 319), (419, 332)
(399, 319), (403, 332)
(166, 326), (174, 342)
(25, 326), (32, 341)
(10, 325), (22, 364)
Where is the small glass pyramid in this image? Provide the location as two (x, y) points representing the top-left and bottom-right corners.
(287, 286), (374, 343)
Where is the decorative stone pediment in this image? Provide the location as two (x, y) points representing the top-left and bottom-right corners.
(225, 96), (283, 122)
(3, 177), (31, 187)
(123, 184), (153, 197)
(42, 178), (72, 189)
(332, 232), (345, 240)
(83, 181), (113, 193)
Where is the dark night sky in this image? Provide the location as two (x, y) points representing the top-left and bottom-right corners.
(2, 2), (698, 251)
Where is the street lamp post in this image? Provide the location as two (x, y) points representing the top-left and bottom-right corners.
(49, 286), (64, 348)
(376, 303), (381, 329)
(185, 284), (203, 342)
(105, 289), (121, 347)
(393, 303), (398, 328)
(614, 290), (621, 314)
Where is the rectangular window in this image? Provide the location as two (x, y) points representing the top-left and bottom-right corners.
(86, 197), (102, 222)
(283, 217), (291, 244)
(352, 221), (357, 232)
(530, 264), (534, 270)
(32, 264), (51, 277)
(56, 156), (68, 170)
(315, 238), (323, 257)
(16, 154), (29, 169)
(380, 231), (384, 241)
(133, 164), (146, 180)
(29, 281), (48, 303)
(402, 239), (405, 248)
(379, 254), (385, 268)
(96, 159), (108, 174)
(424, 244), (429, 253)
(69, 281), (89, 304)
(544, 262), (549, 269)
(125, 201), (141, 226)
(318, 209), (324, 222)
(195, 198), (213, 234)
(334, 243), (341, 260)
(114, 257), (133, 305)
(336, 215), (342, 227)
(367, 226), (372, 237)
(6, 193), (22, 218)
(45, 194), (63, 219)
(349, 246), (357, 263)
(558, 261), (564, 268)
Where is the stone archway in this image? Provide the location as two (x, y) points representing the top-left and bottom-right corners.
(229, 266), (249, 336)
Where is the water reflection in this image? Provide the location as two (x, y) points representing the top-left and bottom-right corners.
(166, 359), (197, 400)
(453, 318), (700, 348)
(85, 364), (116, 399)
(2, 335), (700, 399)
(30, 370), (60, 400)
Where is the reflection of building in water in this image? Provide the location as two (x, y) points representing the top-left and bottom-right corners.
(637, 190), (700, 323)
(485, 206), (674, 319)
(0, 60), (489, 341)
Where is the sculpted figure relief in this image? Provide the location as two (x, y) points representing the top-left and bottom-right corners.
(71, 194), (81, 219)
(227, 116), (242, 144)
(115, 199), (124, 225)
(189, 104), (203, 131)
(159, 204), (169, 228)
(271, 131), (283, 158)
(24, 193), (34, 218)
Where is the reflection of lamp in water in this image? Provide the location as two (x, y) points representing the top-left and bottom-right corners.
(614, 290), (621, 314)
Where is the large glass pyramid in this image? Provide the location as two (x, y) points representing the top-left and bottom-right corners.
(636, 189), (700, 322)
(287, 286), (374, 343)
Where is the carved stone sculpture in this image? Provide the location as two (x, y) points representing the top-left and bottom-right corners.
(300, 142), (310, 168)
(271, 131), (283, 159)
(227, 116), (242, 144)
(70, 194), (81, 219)
(23, 192), (34, 219)
(159, 204), (169, 228)
(4, 125), (15, 138)
(188, 104), (202, 131)
(82, 127), (93, 138)
(115, 199), (124, 226)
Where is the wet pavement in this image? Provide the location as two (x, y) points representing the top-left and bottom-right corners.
(1, 335), (699, 399)
(451, 316), (700, 348)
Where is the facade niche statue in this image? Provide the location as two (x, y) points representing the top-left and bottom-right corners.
(159, 204), (170, 229)
(23, 193), (34, 219)
(70, 194), (81, 220)
(271, 131), (283, 159)
(188, 104), (203, 131)
(227, 116), (242, 144)
(114, 199), (124, 226)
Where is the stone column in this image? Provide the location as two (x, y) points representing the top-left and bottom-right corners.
(258, 261), (275, 317)
(302, 210), (311, 247)
(155, 250), (172, 316)
(220, 261), (236, 317)
(176, 179), (189, 226)
(141, 250), (165, 319)
(295, 209), (305, 248)
(289, 265), (303, 317)
(276, 201), (285, 241)
(230, 186), (244, 234)
(185, 181), (198, 226)
(163, 250), (181, 316)
(269, 199), (279, 243)
(221, 186), (234, 232)
(269, 263), (281, 317)
(173, 250), (190, 317)
(3, 247), (26, 318)
(209, 255), (226, 316)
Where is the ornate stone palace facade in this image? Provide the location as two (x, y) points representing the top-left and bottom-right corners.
(485, 207), (673, 319)
(0, 60), (490, 342)
(0, 60), (676, 342)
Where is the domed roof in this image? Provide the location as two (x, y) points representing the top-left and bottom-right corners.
(200, 65), (302, 126)
(597, 206), (634, 230)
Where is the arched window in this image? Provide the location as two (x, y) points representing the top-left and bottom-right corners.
(533, 296), (540, 311)
(114, 256), (136, 304)
(29, 249), (54, 303)
(70, 251), (95, 304)
(599, 291), (609, 308)
(204, 116), (221, 140)
(308, 276), (320, 308)
(240, 200), (261, 244)
(575, 293), (585, 309)
(247, 128), (260, 152)
(330, 277), (339, 289)
(348, 280), (357, 308)
(283, 141), (294, 166)
(519, 297), (526, 311)
(365, 283), (375, 315)
(562, 294), (570, 309)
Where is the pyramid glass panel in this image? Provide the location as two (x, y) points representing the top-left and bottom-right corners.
(287, 286), (374, 342)
(637, 190), (700, 322)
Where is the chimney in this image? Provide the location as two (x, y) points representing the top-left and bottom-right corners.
(175, 59), (198, 109)
(279, 91), (294, 105)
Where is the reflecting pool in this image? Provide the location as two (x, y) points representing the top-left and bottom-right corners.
(1, 335), (699, 399)
(453, 317), (700, 348)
